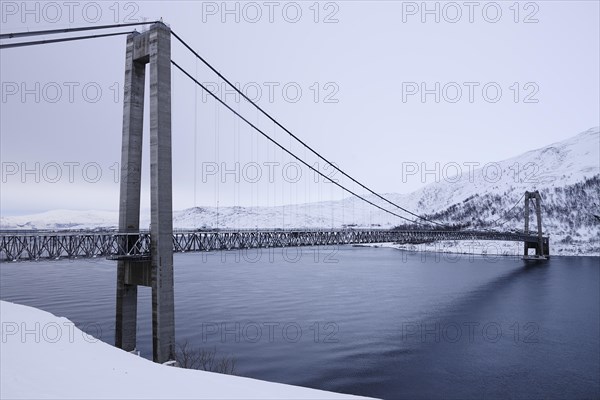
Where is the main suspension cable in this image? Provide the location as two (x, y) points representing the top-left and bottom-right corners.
(172, 60), (424, 226)
(170, 30), (448, 228)
(0, 21), (161, 39)
(0, 31), (134, 49)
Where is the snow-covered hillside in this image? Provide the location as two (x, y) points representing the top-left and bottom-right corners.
(2, 127), (598, 255)
(400, 126), (599, 215)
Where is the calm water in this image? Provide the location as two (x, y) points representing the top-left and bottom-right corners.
(1, 246), (599, 399)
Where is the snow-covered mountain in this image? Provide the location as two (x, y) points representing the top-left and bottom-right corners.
(0, 210), (119, 231)
(401, 126), (599, 215)
(2, 127), (599, 255)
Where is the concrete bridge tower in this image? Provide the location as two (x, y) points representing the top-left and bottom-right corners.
(523, 190), (549, 258)
(114, 22), (174, 364)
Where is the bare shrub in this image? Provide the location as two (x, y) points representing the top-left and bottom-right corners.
(175, 341), (236, 375)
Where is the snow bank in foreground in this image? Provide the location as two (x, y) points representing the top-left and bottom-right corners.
(0, 301), (372, 400)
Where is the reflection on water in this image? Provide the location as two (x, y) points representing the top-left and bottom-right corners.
(1, 247), (598, 399)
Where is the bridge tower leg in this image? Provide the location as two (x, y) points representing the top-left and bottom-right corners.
(523, 190), (548, 258)
(115, 22), (175, 364)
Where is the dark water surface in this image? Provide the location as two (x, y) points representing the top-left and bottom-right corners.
(1, 246), (598, 399)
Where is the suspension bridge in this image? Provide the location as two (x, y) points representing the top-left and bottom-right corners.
(0, 22), (549, 364)
(0, 228), (548, 262)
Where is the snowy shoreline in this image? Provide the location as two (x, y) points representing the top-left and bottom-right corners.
(356, 240), (599, 258)
(0, 301), (373, 400)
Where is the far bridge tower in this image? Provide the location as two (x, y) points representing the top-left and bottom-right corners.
(523, 190), (550, 258)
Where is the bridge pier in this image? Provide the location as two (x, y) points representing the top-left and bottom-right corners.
(115, 22), (175, 364)
(115, 263), (139, 351)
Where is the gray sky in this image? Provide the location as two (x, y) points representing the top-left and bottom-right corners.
(1, 0), (599, 215)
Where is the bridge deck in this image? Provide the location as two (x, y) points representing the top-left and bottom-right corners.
(0, 229), (548, 262)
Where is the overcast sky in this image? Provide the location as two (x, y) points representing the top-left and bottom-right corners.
(1, 0), (599, 215)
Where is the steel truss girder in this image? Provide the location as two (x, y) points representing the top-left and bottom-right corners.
(0, 229), (548, 262)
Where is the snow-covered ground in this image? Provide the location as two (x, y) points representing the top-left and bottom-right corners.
(359, 240), (599, 258)
(0, 300), (372, 400)
(1, 127), (599, 256)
